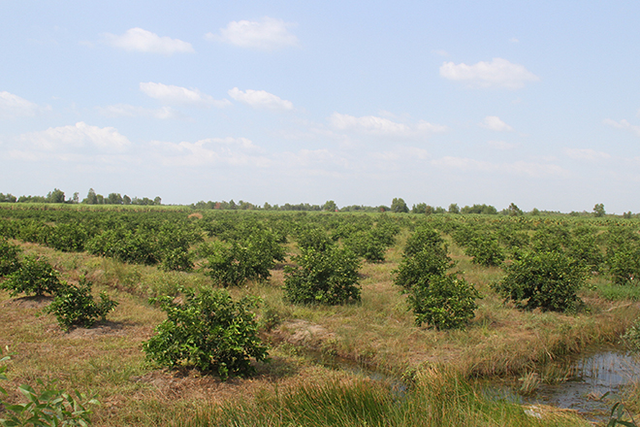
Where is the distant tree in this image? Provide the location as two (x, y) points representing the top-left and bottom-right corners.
(83, 188), (98, 204)
(412, 203), (427, 214)
(46, 188), (65, 204)
(72, 192), (79, 203)
(123, 195), (131, 205)
(96, 194), (104, 204)
(530, 208), (540, 216)
(228, 199), (236, 210)
(0, 193), (17, 203)
(391, 198), (409, 213)
(263, 202), (272, 210)
(107, 193), (123, 205)
(323, 200), (338, 212)
(448, 203), (460, 214)
(153, 196), (162, 206)
(593, 203), (605, 217)
(507, 203), (523, 216)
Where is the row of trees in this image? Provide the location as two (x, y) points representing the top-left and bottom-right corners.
(0, 189), (161, 206)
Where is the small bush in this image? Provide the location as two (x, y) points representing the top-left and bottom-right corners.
(0, 239), (21, 277)
(143, 287), (268, 380)
(0, 255), (62, 297)
(464, 237), (505, 267)
(493, 251), (586, 312)
(284, 247), (361, 305)
(408, 273), (480, 330)
(46, 279), (119, 331)
(394, 248), (453, 291)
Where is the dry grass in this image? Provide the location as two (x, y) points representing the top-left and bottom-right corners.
(1, 234), (636, 425)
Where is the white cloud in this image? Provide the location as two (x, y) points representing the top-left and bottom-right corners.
(487, 140), (517, 150)
(480, 116), (513, 132)
(98, 104), (186, 120)
(206, 17), (298, 50)
(329, 113), (446, 138)
(432, 49), (449, 57)
(440, 58), (539, 89)
(150, 137), (269, 167)
(564, 148), (611, 160)
(0, 91), (47, 118)
(604, 118), (640, 137)
(432, 156), (567, 177)
(509, 37), (519, 43)
(228, 87), (293, 111)
(140, 82), (230, 108)
(18, 122), (131, 152)
(102, 28), (194, 55)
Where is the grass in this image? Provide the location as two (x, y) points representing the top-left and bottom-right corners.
(1, 227), (638, 425)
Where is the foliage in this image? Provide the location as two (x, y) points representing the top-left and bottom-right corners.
(203, 228), (284, 286)
(390, 198), (409, 213)
(464, 237), (505, 267)
(142, 287), (268, 380)
(0, 381), (98, 427)
(394, 248), (453, 291)
(295, 227), (334, 252)
(0, 349), (98, 426)
(343, 231), (387, 262)
(284, 246), (361, 305)
(407, 273), (480, 329)
(1, 255), (62, 297)
(594, 203), (606, 217)
(0, 239), (21, 277)
(403, 226), (449, 259)
(45, 279), (118, 331)
(493, 251), (586, 312)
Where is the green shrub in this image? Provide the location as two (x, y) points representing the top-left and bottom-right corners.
(0, 239), (21, 277)
(394, 248), (453, 291)
(493, 251), (586, 312)
(284, 246), (361, 305)
(408, 273), (480, 329)
(45, 279), (118, 331)
(0, 349), (98, 426)
(404, 227), (448, 259)
(143, 287), (268, 380)
(1, 255), (62, 297)
(464, 237), (505, 267)
(343, 231), (387, 263)
(607, 246), (640, 286)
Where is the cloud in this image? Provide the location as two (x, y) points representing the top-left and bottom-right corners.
(432, 156), (567, 177)
(140, 82), (230, 108)
(18, 122), (131, 152)
(98, 104), (186, 120)
(564, 148), (611, 160)
(440, 58), (539, 89)
(604, 118), (640, 137)
(431, 49), (449, 57)
(329, 113), (446, 138)
(150, 137), (269, 167)
(228, 88), (293, 111)
(102, 28), (194, 55)
(206, 17), (298, 50)
(0, 91), (48, 118)
(480, 116), (513, 131)
(487, 140), (517, 150)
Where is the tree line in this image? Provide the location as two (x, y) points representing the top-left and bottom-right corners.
(0, 189), (161, 206)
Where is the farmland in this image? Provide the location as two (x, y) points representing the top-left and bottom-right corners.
(1, 204), (640, 426)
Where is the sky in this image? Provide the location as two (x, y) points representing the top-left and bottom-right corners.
(1, 1), (639, 213)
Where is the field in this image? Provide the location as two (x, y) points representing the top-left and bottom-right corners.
(1, 205), (640, 426)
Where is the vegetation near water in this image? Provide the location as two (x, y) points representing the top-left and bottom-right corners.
(1, 203), (640, 426)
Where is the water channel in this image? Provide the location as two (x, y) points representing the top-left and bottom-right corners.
(309, 347), (640, 423)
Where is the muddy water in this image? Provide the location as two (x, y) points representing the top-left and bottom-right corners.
(307, 346), (640, 422)
(486, 348), (640, 422)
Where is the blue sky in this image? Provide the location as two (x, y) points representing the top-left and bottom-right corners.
(1, 1), (639, 212)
